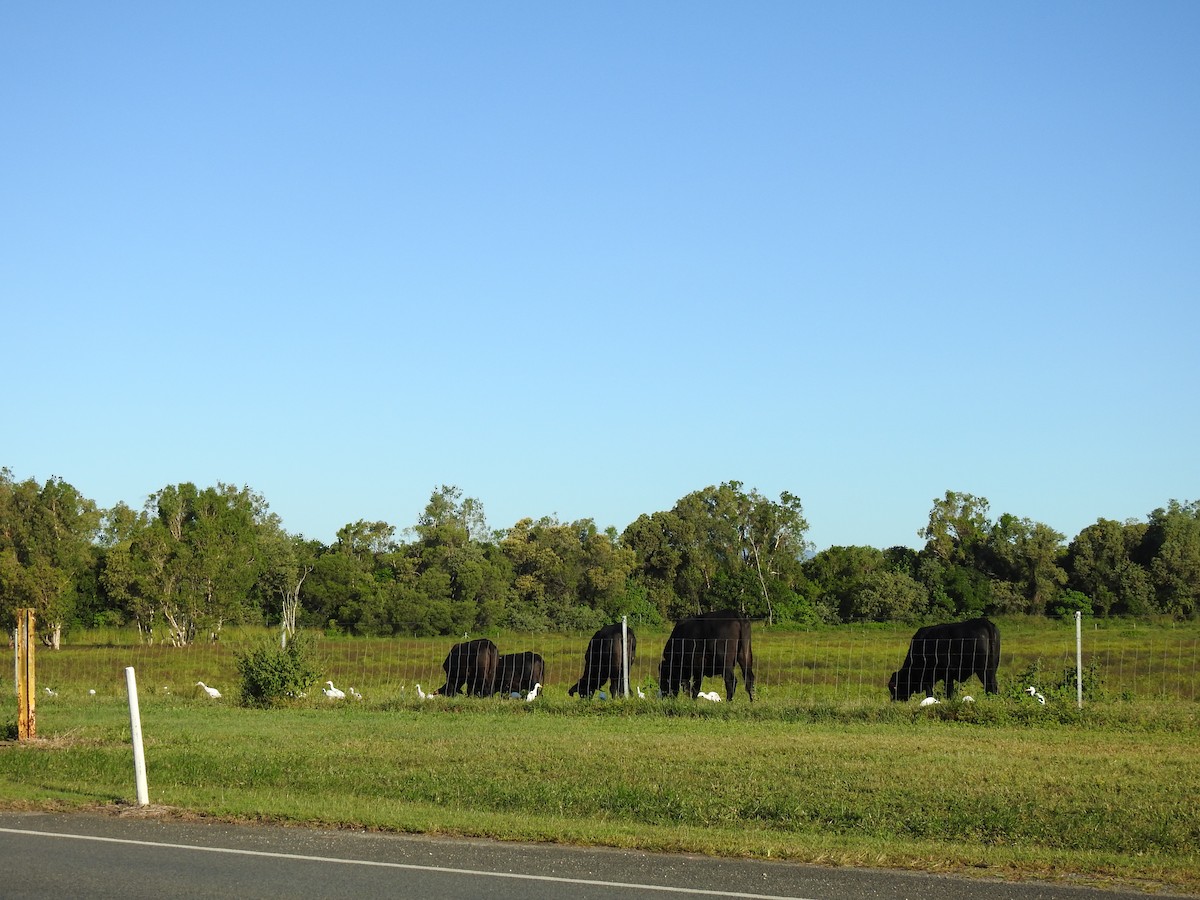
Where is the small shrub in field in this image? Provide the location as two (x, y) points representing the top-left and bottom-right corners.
(234, 631), (322, 707)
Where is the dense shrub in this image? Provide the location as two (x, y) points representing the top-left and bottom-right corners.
(234, 631), (322, 707)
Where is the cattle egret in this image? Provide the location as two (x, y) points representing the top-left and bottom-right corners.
(196, 681), (221, 699)
(416, 684), (428, 700)
(699, 691), (722, 702)
(1035, 692), (1046, 704)
(961, 695), (975, 703)
(919, 696), (940, 707)
(323, 681), (346, 700)
(526, 683), (541, 702)
(44, 687), (57, 697)
(1025, 686), (1038, 696)
(88, 689), (97, 696)
(349, 687), (363, 701)
(636, 686), (646, 699)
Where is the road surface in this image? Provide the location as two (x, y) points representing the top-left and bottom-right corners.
(0, 810), (1184, 899)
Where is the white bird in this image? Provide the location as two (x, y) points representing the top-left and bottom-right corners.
(44, 687), (57, 697)
(196, 681), (221, 699)
(919, 696), (940, 707)
(323, 681), (346, 700)
(526, 683), (541, 702)
(636, 686), (646, 699)
(961, 695), (975, 703)
(88, 689), (97, 696)
(349, 687), (362, 701)
(416, 684), (428, 700)
(1035, 692), (1046, 705)
(699, 691), (722, 702)
(1025, 686), (1038, 696)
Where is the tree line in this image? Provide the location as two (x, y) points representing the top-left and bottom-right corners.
(1, 467), (1197, 647)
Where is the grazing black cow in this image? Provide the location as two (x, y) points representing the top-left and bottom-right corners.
(496, 651), (545, 697)
(434, 638), (498, 697)
(568, 623), (637, 698)
(888, 617), (1000, 701)
(658, 609), (755, 702)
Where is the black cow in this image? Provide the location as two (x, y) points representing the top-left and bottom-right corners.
(434, 638), (498, 697)
(658, 609), (755, 702)
(888, 617), (1000, 701)
(496, 651), (545, 697)
(568, 623), (637, 698)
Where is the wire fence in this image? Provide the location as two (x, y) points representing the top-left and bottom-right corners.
(20, 619), (1200, 706)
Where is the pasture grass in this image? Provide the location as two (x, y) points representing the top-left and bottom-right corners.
(2, 618), (1199, 894)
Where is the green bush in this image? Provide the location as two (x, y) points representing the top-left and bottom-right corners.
(234, 631), (322, 708)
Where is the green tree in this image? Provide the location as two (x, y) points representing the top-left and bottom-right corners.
(0, 471), (100, 647)
(1143, 500), (1200, 618)
(626, 482), (810, 623)
(1067, 518), (1155, 616)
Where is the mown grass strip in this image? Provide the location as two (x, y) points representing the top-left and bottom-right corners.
(2, 694), (1197, 894)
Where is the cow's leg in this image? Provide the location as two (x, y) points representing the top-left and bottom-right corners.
(689, 672), (702, 699)
(945, 675), (956, 699)
(724, 668), (736, 701)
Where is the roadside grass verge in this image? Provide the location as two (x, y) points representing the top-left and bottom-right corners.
(2, 691), (1197, 894)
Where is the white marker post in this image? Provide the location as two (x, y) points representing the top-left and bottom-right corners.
(125, 666), (150, 807)
(621, 616), (630, 699)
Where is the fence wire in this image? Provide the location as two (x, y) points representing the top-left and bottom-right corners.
(19, 620), (1200, 707)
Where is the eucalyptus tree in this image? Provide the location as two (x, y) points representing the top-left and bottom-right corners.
(104, 482), (271, 646)
(0, 470), (100, 647)
(624, 482), (810, 623)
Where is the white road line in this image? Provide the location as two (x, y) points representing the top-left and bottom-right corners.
(0, 826), (818, 900)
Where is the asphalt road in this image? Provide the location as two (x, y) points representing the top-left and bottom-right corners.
(0, 810), (1184, 900)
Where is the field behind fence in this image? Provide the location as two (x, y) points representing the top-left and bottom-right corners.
(24, 616), (1200, 706)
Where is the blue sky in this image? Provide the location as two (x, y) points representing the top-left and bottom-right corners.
(3, 2), (1197, 551)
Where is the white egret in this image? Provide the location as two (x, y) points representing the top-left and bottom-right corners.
(526, 683), (541, 702)
(699, 691), (722, 702)
(416, 684), (428, 700)
(961, 695), (975, 703)
(196, 682), (221, 699)
(1035, 692), (1046, 704)
(919, 696), (940, 707)
(44, 687), (57, 697)
(636, 686), (646, 699)
(349, 687), (363, 701)
(323, 681), (346, 700)
(88, 689), (97, 696)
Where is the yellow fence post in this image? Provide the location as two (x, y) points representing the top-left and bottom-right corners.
(16, 609), (36, 741)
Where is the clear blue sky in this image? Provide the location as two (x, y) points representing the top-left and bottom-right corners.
(3, 2), (1197, 551)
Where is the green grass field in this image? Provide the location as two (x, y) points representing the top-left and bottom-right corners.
(2, 618), (1198, 894)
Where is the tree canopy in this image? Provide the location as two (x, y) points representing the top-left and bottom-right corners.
(1, 467), (1196, 645)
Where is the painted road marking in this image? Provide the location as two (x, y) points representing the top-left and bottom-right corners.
(0, 826), (818, 900)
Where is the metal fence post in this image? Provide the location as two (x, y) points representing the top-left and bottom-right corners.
(621, 616), (630, 699)
(1075, 610), (1084, 709)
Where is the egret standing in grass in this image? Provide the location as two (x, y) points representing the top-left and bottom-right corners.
(349, 687), (362, 701)
(526, 683), (541, 702)
(323, 681), (346, 700)
(416, 684), (428, 700)
(196, 682), (221, 699)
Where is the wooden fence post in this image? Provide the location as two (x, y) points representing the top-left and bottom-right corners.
(16, 609), (36, 741)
